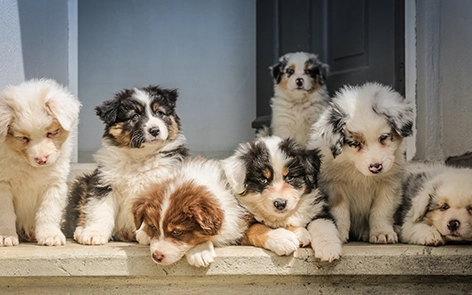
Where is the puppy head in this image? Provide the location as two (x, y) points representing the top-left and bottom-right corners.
(133, 180), (223, 265)
(222, 136), (321, 221)
(417, 169), (472, 242)
(95, 85), (181, 149)
(0, 79), (81, 167)
(313, 82), (413, 176)
(270, 52), (328, 99)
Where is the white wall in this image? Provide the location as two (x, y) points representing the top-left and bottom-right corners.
(78, 0), (256, 161)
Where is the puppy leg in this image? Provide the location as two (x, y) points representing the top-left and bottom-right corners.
(135, 223), (150, 245)
(307, 218), (342, 262)
(369, 186), (399, 244)
(74, 196), (117, 245)
(35, 183), (67, 246)
(186, 240), (216, 267)
(329, 196), (351, 243)
(241, 223), (299, 256)
(400, 221), (445, 246)
(286, 225), (311, 247)
(0, 186), (19, 246)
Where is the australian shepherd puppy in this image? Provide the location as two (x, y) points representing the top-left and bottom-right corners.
(132, 158), (247, 267)
(0, 79), (81, 246)
(64, 85), (189, 245)
(395, 164), (472, 245)
(309, 83), (414, 244)
(262, 52), (330, 146)
(222, 136), (342, 262)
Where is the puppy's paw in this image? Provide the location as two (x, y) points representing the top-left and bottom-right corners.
(312, 240), (342, 263)
(265, 228), (299, 256)
(422, 230), (445, 246)
(186, 241), (216, 267)
(36, 230), (66, 246)
(135, 229), (150, 245)
(0, 235), (19, 246)
(75, 230), (109, 245)
(293, 227), (311, 247)
(369, 230), (398, 244)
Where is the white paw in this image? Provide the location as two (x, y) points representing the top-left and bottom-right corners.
(265, 228), (299, 256)
(75, 229), (109, 245)
(186, 242), (216, 267)
(370, 230), (398, 244)
(136, 229), (150, 245)
(0, 235), (19, 246)
(293, 227), (311, 247)
(421, 230), (445, 246)
(36, 230), (66, 246)
(312, 240), (342, 262)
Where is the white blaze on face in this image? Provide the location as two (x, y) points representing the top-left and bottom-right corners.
(133, 88), (168, 142)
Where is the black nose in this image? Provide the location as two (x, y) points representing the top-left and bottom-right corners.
(149, 127), (160, 137)
(296, 78), (304, 87)
(369, 163), (383, 174)
(152, 252), (165, 263)
(273, 199), (287, 210)
(448, 219), (460, 232)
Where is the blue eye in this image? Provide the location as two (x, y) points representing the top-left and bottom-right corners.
(131, 113), (140, 121)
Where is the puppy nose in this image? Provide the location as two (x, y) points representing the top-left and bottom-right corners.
(273, 199), (287, 210)
(35, 156), (48, 165)
(369, 163), (383, 174)
(296, 78), (304, 87)
(448, 219), (460, 232)
(152, 251), (165, 263)
(148, 127), (160, 137)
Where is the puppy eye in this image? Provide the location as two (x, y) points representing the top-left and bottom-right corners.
(348, 140), (361, 149)
(284, 175), (294, 182)
(467, 206), (472, 213)
(21, 137), (30, 143)
(379, 134), (390, 143)
(47, 129), (60, 138)
(260, 178), (268, 184)
(440, 204), (450, 211)
(171, 229), (183, 237)
(304, 69), (312, 75)
(286, 68), (294, 75)
(149, 225), (158, 232)
(130, 113), (140, 122)
(156, 110), (166, 116)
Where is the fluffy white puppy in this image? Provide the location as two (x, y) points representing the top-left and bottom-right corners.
(0, 79), (81, 246)
(264, 52), (330, 146)
(395, 164), (472, 245)
(309, 82), (413, 244)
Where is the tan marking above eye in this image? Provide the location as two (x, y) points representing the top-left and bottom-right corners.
(262, 168), (272, 180)
(282, 167), (289, 177)
(152, 103), (160, 113)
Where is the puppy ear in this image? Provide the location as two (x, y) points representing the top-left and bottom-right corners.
(221, 146), (249, 194)
(132, 197), (148, 230)
(303, 148), (322, 188)
(165, 88), (178, 104)
(270, 58), (287, 84)
(186, 198), (223, 236)
(95, 98), (120, 124)
(0, 90), (15, 142)
(409, 191), (434, 223)
(44, 81), (81, 132)
(307, 59), (329, 86)
(314, 103), (346, 158)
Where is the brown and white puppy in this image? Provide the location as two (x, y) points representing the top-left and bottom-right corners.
(0, 79), (81, 246)
(64, 85), (189, 245)
(132, 158), (247, 267)
(395, 164), (472, 245)
(309, 82), (414, 244)
(261, 52), (330, 146)
(222, 136), (342, 262)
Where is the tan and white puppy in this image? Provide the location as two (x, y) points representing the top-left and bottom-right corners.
(222, 136), (342, 262)
(309, 82), (413, 244)
(264, 52), (330, 146)
(395, 164), (472, 245)
(0, 79), (81, 246)
(132, 158), (247, 267)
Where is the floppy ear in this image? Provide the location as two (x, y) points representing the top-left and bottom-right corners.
(0, 91), (14, 142)
(221, 151), (248, 195)
(314, 103), (346, 158)
(303, 148), (322, 188)
(164, 88), (178, 104)
(95, 98), (120, 124)
(409, 190), (434, 223)
(270, 57), (287, 84)
(309, 62), (329, 86)
(132, 197), (148, 230)
(186, 197), (223, 236)
(45, 83), (81, 132)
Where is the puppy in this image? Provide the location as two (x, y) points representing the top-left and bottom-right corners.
(395, 164), (472, 245)
(132, 158), (247, 267)
(309, 82), (414, 244)
(261, 52), (330, 146)
(0, 79), (81, 246)
(64, 85), (189, 245)
(222, 136), (342, 262)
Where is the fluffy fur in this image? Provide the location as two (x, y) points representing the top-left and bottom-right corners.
(0, 79), (81, 246)
(222, 136), (342, 262)
(261, 52), (330, 146)
(395, 164), (472, 245)
(64, 85), (189, 245)
(309, 82), (413, 244)
(132, 158), (247, 267)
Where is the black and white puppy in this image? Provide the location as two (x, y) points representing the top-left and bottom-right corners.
(395, 164), (472, 245)
(222, 136), (342, 262)
(309, 82), (414, 244)
(261, 52), (330, 146)
(64, 85), (189, 245)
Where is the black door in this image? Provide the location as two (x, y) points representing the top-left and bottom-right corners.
(253, 0), (405, 129)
